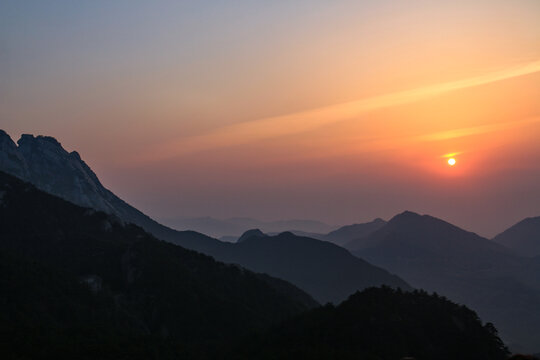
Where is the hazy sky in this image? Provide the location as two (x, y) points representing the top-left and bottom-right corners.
(2, 0), (540, 237)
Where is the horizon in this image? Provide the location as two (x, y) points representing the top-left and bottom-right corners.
(2, 1), (540, 238)
(1, 127), (536, 239)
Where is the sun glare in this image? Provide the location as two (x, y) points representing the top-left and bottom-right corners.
(447, 158), (456, 166)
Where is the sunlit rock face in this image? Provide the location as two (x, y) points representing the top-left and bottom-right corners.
(0, 130), (214, 248)
(0, 131), (120, 216)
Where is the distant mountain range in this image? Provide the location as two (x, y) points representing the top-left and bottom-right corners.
(160, 216), (338, 239)
(0, 131), (409, 305)
(493, 216), (540, 257)
(352, 211), (540, 352)
(323, 218), (387, 247)
(203, 229), (410, 303)
(221, 218), (387, 244)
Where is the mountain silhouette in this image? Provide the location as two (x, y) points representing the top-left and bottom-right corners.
(160, 216), (337, 238)
(231, 287), (509, 360)
(0, 174), (511, 358)
(0, 130), (222, 252)
(323, 218), (387, 247)
(204, 231), (411, 304)
(353, 211), (540, 352)
(237, 229), (268, 242)
(0, 130), (410, 304)
(493, 216), (540, 257)
(0, 170), (317, 359)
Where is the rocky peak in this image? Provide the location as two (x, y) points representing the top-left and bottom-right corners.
(0, 130), (17, 151)
(0, 129), (217, 247)
(0, 129), (12, 141)
(17, 134), (71, 164)
(0, 130), (29, 180)
(0, 130), (119, 216)
(18, 134), (62, 146)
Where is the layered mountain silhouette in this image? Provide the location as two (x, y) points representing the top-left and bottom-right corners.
(352, 211), (540, 352)
(232, 287), (509, 360)
(323, 218), (387, 247)
(0, 170), (317, 359)
(237, 228), (267, 243)
(0, 130), (410, 304)
(202, 230), (410, 303)
(161, 216), (337, 239)
(0, 170), (512, 358)
(493, 216), (540, 257)
(224, 229), (327, 242)
(3, 130), (538, 355)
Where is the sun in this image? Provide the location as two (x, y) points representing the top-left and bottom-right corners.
(447, 158), (456, 166)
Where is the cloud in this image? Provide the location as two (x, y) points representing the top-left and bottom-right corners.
(418, 116), (540, 142)
(137, 58), (540, 163)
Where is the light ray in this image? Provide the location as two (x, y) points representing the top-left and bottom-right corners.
(137, 59), (540, 163)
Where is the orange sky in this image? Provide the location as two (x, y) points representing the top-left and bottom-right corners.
(2, 1), (540, 236)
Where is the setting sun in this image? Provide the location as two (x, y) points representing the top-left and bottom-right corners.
(448, 158), (456, 166)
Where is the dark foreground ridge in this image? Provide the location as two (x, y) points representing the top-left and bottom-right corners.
(0, 170), (316, 359)
(231, 287), (509, 360)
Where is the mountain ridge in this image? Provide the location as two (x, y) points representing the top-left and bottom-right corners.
(208, 231), (411, 303)
(353, 211), (540, 352)
(232, 287), (509, 360)
(160, 216), (337, 239)
(0, 130), (410, 305)
(0, 130), (223, 251)
(323, 217), (387, 248)
(493, 216), (540, 257)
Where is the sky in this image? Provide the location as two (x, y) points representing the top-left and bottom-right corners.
(1, 0), (539, 237)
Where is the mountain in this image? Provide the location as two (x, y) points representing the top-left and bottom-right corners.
(159, 216), (336, 239)
(202, 230), (411, 304)
(323, 218), (387, 247)
(0, 130), (221, 252)
(0, 170), (317, 359)
(237, 229), (267, 243)
(0, 130), (410, 305)
(228, 218), (336, 234)
(493, 216), (540, 257)
(353, 211), (540, 352)
(278, 229), (326, 240)
(224, 229), (326, 242)
(231, 287), (509, 360)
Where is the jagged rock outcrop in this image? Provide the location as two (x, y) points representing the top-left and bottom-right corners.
(0, 130), (29, 180)
(1, 131), (119, 214)
(18, 134), (121, 214)
(0, 130), (220, 250)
